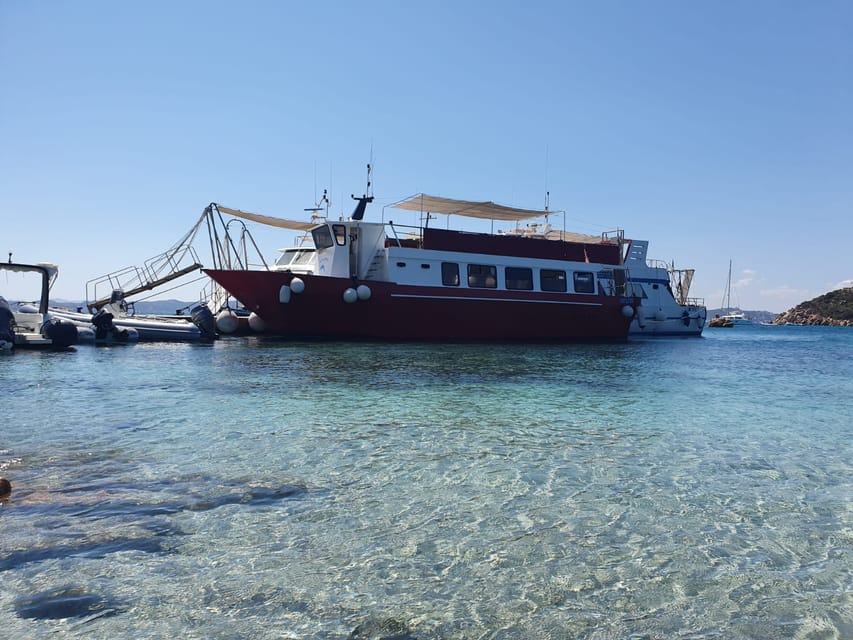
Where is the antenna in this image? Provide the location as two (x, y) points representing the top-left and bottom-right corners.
(349, 162), (374, 221)
(368, 143), (374, 197)
(303, 188), (330, 221)
(366, 161), (372, 196)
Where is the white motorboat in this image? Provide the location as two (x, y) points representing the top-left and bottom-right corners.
(711, 260), (753, 327)
(621, 240), (707, 337)
(1, 263), (80, 350)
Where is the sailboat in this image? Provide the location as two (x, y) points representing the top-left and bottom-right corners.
(709, 260), (751, 327)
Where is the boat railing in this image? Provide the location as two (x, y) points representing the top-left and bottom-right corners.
(685, 297), (705, 308)
(387, 222), (403, 247)
(386, 221), (424, 247)
(647, 258), (669, 270)
(601, 229), (625, 244)
(86, 245), (204, 311)
(196, 280), (232, 314)
(599, 269), (640, 298)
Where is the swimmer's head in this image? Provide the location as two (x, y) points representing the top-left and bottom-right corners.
(0, 477), (11, 498)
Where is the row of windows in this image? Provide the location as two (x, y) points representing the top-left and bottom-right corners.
(440, 263), (596, 293)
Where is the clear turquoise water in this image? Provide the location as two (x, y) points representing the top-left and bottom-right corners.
(1, 326), (851, 639)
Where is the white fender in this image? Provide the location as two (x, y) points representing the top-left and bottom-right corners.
(621, 305), (634, 318)
(290, 277), (305, 294)
(279, 285), (291, 304)
(248, 312), (266, 332)
(343, 288), (358, 304)
(635, 305), (646, 328)
(356, 284), (372, 301)
(216, 309), (239, 334)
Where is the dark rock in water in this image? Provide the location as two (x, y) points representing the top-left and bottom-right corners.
(186, 482), (306, 511)
(0, 534), (170, 571)
(349, 617), (416, 640)
(14, 586), (121, 620)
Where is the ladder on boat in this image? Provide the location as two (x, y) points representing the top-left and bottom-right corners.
(87, 250), (204, 311)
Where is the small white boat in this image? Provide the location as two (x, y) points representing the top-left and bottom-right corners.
(719, 310), (752, 325)
(712, 260), (753, 327)
(1, 263), (80, 350)
(620, 240), (706, 337)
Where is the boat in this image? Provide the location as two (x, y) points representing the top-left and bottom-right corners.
(617, 240), (706, 336)
(50, 292), (216, 342)
(203, 188), (641, 342)
(47, 223), (219, 342)
(46, 305), (141, 344)
(1, 262), (80, 350)
(710, 260), (753, 327)
(707, 314), (734, 328)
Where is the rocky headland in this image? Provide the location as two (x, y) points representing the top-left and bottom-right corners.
(772, 287), (853, 326)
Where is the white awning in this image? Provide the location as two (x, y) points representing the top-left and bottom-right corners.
(390, 193), (547, 222)
(214, 205), (318, 231)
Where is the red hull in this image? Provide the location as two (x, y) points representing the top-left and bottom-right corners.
(206, 270), (635, 341)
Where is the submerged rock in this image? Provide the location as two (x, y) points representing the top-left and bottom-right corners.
(14, 586), (122, 620)
(349, 617), (416, 640)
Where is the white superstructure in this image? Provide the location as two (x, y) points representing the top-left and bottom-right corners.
(623, 240), (706, 336)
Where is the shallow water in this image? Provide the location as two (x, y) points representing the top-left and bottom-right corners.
(1, 326), (851, 638)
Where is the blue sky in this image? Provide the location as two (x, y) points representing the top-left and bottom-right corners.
(2, 1), (850, 312)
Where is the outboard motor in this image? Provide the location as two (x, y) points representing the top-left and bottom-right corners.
(91, 309), (132, 342)
(0, 297), (15, 350)
(92, 309), (115, 340)
(190, 305), (218, 342)
(41, 318), (78, 348)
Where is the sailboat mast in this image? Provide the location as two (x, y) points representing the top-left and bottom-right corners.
(722, 259), (732, 311)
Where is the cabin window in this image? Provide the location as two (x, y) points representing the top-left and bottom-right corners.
(312, 225), (334, 250)
(505, 266), (533, 290)
(293, 249), (315, 265)
(468, 264), (497, 288)
(441, 262), (460, 286)
(574, 271), (595, 294)
(540, 269), (567, 292)
(332, 224), (347, 246)
(421, 264), (431, 269)
(274, 248), (315, 267)
(396, 262), (407, 268)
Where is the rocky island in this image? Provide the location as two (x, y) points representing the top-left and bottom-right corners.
(772, 287), (853, 326)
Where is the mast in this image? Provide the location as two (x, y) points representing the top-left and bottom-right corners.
(721, 259), (732, 311)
